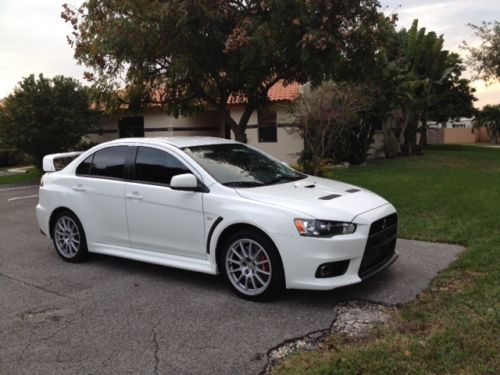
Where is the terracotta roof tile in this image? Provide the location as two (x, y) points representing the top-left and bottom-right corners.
(228, 80), (301, 105)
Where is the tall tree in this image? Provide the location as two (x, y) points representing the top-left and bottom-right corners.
(62, 0), (383, 142)
(462, 21), (500, 81)
(394, 20), (451, 155)
(427, 53), (476, 128)
(0, 74), (100, 169)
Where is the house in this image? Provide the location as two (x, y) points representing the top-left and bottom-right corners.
(88, 81), (304, 163)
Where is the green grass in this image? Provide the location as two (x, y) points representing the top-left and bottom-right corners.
(276, 145), (500, 374)
(0, 167), (41, 184)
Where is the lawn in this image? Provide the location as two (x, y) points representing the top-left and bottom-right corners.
(276, 145), (499, 374)
(0, 167), (41, 185)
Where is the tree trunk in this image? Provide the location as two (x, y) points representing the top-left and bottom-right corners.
(418, 117), (427, 152)
(383, 115), (399, 159)
(401, 109), (418, 156)
(219, 105), (254, 144)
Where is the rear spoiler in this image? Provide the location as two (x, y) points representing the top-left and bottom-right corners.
(42, 152), (83, 172)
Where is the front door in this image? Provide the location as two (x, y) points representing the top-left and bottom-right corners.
(125, 146), (206, 259)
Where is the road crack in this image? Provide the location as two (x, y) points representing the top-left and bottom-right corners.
(151, 319), (163, 375)
(259, 301), (393, 374)
(0, 272), (72, 299)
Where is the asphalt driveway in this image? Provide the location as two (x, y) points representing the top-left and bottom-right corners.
(0, 184), (463, 374)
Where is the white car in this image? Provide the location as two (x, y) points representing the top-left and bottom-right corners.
(37, 137), (398, 300)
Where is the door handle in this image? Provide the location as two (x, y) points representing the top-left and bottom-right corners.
(72, 184), (86, 192)
(126, 192), (143, 200)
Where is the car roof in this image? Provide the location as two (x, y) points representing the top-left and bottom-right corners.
(106, 136), (239, 148)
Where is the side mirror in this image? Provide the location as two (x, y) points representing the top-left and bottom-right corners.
(170, 173), (199, 191)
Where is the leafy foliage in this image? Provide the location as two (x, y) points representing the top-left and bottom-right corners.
(288, 81), (374, 175)
(462, 21), (500, 81)
(62, 0), (384, 142)
(473, 104), (500, 144)
(366, 20), (475, 156)
(0, 74), (100, 169)
(428, 53), (477, 125)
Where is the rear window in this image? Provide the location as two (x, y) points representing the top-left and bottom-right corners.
(76, 146), (128, 179)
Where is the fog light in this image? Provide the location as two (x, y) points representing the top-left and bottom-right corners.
(315, 260), (350, 278)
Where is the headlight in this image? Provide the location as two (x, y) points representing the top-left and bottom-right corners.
(294, 219), (356, 237)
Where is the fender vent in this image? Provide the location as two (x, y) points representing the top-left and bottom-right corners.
(318, 194), (342, 200)
(346, 188), (361, 193)
(304, 184), (316, 188)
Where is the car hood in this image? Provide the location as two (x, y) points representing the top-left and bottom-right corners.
(235, 176), (389, 222)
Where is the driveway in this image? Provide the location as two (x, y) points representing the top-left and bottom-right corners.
(0, 184), (463, 374)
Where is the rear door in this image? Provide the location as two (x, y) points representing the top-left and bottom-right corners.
(125, 146), (206, 259)
(71, 146), (130, 248)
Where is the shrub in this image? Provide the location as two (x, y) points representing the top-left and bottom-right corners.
(0, 148), (29, 167)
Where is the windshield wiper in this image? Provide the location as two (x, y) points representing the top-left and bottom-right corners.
(222, 181), (265, 187)
(265, 175), (305, 186)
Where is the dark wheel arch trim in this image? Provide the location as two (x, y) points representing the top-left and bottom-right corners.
(206, 217), (223, 254)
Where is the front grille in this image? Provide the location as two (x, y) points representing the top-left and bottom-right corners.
(359, 213), (398, 278)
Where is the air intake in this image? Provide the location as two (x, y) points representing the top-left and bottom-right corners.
(318, 194), (342, 200)
(346, 188), (361, 193)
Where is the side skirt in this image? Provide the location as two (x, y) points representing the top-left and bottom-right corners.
(89, 243), (218, 275)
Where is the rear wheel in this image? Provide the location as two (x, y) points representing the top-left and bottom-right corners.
(222, 230), (284, 301)
(52, 211), (88, 262)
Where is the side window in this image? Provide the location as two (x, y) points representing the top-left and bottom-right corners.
(134, 147), (190, 185)
(90, 146), (128, 179)
(76, 155), (93, 176)
(258, 108), (277, 143)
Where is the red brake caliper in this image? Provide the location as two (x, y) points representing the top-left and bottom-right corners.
(260, 254), (269, 274)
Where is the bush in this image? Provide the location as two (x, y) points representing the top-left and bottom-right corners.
(0, 148), (29, 167)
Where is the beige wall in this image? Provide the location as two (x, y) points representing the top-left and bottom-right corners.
(475, 127), (492, 143)
(443, 128), (477, 144)
(86, 106), (303, 163)
(88, 111), (221, 143)
(229, 105), (303, 163)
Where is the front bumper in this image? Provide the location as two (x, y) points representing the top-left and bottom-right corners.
(276, 204), (398, 290)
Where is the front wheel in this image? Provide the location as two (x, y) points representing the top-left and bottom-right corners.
(52, 211), (88, 262)
(222, 230), (284, 301)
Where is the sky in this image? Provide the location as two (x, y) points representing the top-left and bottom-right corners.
(0, 0), (499, 108)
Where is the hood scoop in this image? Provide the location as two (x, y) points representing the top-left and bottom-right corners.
(318, 194), (342, 200)
(346, 188), (361, 193)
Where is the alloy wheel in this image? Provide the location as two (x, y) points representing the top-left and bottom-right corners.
(225, 238), (272, 296)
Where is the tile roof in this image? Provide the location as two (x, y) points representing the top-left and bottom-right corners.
(228, 80), (302, 105)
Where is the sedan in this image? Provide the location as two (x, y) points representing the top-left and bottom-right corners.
(37, 137), (398, 300)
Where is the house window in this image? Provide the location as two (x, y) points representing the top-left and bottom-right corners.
(258, 108), (277, 143)
(119, 116), (144, 138)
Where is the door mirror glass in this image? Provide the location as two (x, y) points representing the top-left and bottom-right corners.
(170, 173), (198, 191)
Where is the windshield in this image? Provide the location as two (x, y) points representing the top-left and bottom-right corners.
(183, 143), (306, 187)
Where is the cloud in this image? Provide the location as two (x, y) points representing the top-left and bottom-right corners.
(0, 0), (85, 97)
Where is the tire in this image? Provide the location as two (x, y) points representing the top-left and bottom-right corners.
(51, 210), (88, 262)
(221, 230), (284, 301)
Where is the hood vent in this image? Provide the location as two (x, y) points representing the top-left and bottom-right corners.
(304, 184), (316, 188)
(319, 194), (342, 200)
(346, 188), (361, 193)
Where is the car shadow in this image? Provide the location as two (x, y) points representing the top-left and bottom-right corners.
(86, 252), (390, 308)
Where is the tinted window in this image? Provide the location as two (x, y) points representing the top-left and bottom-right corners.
(258, 108), (277, 143)
(90, 146), (128, 179)
(76, 155), (93, 175)
(134, 147), (190, 185)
